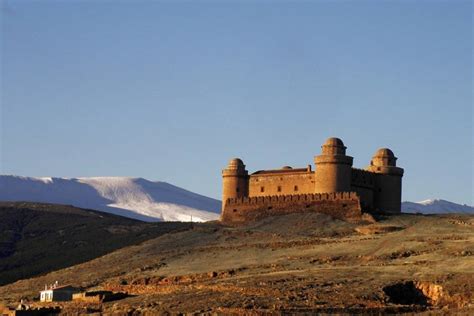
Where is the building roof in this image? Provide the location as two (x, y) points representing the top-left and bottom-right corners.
(251, 167), (311, 175)
(41, 285), (79, 292)
(373, 148), (395, 158)
(228, 158), (244, 165)
(323, 137), (345, 147)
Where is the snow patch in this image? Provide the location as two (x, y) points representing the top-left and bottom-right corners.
(402, 199), (474, 214)
(0, 175), (220, 222)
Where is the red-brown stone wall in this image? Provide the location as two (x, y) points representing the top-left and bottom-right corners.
(221, 192), (362, 225)
(249, 172), (314, 197)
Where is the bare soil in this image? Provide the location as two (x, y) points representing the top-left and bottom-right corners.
(1, 212), (473, 314)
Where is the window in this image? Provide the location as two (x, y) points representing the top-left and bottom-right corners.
(260, 186), (265, 193)
(294, 185), (298, 192)
(277, 186), (282, 192)
(236, 187), (240, 193)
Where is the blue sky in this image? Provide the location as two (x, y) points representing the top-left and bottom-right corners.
(1, 0), (472, 204)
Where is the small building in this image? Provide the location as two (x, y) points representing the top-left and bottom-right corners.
(39, 283), (79, 302)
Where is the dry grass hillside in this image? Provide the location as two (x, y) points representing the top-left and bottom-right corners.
(0, 211), (473, 314)
(0, 202), (191, 286)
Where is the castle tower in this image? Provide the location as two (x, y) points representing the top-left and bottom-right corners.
(222, 158), (249, 211)
(314, 137), (353, 193)
(366, 148), (404, 213)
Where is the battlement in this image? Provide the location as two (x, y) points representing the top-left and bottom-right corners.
(221, 191), (362, 225)
(226, 191), (359, 206)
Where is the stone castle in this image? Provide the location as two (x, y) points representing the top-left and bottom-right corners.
(221, 137), (404, 224)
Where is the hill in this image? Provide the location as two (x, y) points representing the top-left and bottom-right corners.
(1, 212), (472, 314)
(0, 176), (220, 222)
(0, 202), (192, 286)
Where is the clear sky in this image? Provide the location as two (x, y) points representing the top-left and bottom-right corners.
(1, 0), (472, 205)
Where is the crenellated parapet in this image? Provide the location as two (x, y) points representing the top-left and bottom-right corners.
(221, 192), (362, 225)
(226, 191), (359, 206)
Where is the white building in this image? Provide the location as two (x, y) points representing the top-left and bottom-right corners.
(40, 282), (79, 302)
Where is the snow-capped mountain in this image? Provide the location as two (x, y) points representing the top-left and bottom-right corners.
(1, 175), (471, 220)
(402, 199), (474, 214)
(0, 176), (221, 222)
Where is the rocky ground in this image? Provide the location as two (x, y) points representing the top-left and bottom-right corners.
(0, 212), (473, 314)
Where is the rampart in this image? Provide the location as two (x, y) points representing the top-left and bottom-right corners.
(221, 192), (362, 225)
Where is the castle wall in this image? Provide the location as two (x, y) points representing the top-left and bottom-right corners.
(221, 192), (362, 225)
(222, 175), (248, 200)
(367, 164), (404, 213)
(248, 171), (314, 197)
(372, 173), (403, 213)
(351, 168), (376, 210)
(314, 157), (353, 193)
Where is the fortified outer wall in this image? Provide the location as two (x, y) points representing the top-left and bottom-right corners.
(221, 192), (362, 225)
(351, 168), (376, 210)
(248, 168), (315, 197)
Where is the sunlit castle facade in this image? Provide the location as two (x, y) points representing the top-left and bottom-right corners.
(221, 137), (404, 222)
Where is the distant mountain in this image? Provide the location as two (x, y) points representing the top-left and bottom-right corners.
(2, 175), (470, 220)
(0, 176), (220, 222)
(402, 199), (474, 214)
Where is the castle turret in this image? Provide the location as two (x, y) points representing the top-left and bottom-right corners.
(222, 158), (249, 211)
(366, 148), (404, 213)
(314, 137), (353, 193)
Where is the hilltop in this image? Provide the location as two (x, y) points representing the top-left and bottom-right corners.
(1, 211), (472, 314)
(0, 202), (192, 286)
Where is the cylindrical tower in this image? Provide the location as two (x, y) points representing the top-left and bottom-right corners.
(366, 148), (404, 213)
(314, 137), (353, 193)
(222, 158), (249, 211)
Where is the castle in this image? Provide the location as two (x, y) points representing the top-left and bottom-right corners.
(221, 137), (404, 224)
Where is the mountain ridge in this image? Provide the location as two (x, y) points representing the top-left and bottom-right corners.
(0, 175), (220, 222)
(402, 198), (474, 214)
(1, 175), (472, 220)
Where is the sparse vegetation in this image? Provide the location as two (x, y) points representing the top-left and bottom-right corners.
(0, 211), (472, 314)
(0, 202), (192, 286)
